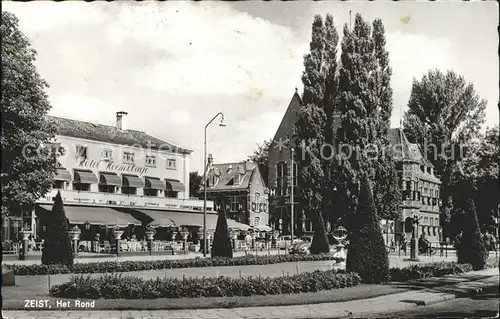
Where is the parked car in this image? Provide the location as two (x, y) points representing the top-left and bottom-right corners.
(290, 236), (313, 254)
(276, 235), (300, 249)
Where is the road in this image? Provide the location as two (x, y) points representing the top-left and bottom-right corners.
(362, 285), (500, 318)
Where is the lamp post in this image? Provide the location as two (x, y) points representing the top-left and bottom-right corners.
(19, 227), (32, 261)
(145, 226), (156, 256)
(290, 147), (295, 246)
(69, 225), (81, 257)
(203, 112), (226, 257)
(409, 215), (421, 261)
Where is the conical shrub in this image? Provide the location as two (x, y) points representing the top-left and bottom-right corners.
(211, 206), (233, 258)
(456, 181), (488, 270)
(346, 172), (389, 283)
(41, 191), (74, 266)
(310, 210), (330, 254)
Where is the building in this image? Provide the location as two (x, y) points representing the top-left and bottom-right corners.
(3, 111), (227, 243)
(267, 90), (442, 243)
(388, 128), (442, 244)
(202, 155), (270, 231)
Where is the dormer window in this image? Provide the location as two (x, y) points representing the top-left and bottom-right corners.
(234, 174), (241, 185)
(76, 145), (88, 159)
(102, 149), (113, 161)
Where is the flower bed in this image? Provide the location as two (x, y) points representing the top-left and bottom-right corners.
(49, 269), (361, 299)
(6, 254), (340, 276)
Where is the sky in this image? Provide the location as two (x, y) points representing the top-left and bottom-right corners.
(3, 1), (499, 173)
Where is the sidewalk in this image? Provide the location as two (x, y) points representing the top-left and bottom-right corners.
(3, 268), (498, 319)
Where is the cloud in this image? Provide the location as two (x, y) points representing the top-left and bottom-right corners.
(2, 2), (106, 36)
(107, 2), (306, 97)
(385, 32), (457, 127)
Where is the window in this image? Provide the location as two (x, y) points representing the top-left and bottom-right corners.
(123, 152), (135, 164)
(144, 188), (158, 197)
(166, 158), (177, 170)
(254, 217), (260, 227)
(146, 155), (156, 167)
(53, 181), (65, 189)
(73, 183), (90, 191)
(98, 185), (116, 193)
(276, 161), (288, 197)
(292, 162), (298, 186)
(102, 149), (113, 161)
(255, 193), (260, 203)
(234, 174), (241, 185)
(165, 190), (178, 198)
(122, 187), (137, 195)
(230, 196), (240, 211)
(76, 145), (88, 159)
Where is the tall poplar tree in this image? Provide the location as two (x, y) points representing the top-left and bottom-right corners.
(295, 15), (328, 222)
(295, 14), (340, 228)
(334, 14), (400, 224)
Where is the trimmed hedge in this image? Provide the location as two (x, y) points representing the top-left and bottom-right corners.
(6, 254), (341, 276)
(389, 261), (473, 282)
(49, 269), (361, 299)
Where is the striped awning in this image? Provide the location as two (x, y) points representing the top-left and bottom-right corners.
(99, 172), (122, 186)
(37, 205), (141, 227)
(55, 168), (72, 182)
(165, 179), (185, 192)
(138, 209), (219, 229)
(145, 177), (165, 190)
(122, 175), (144, 188)
(73, 170), (98, 184)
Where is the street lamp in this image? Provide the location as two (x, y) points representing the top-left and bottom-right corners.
(203, 112), (226, 257)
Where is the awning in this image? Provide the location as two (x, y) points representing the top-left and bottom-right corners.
(37, 205), (141, 227)
(227, 219), (251, 231)
(122, 175), (144, 188)
(145, 177), (165, 190)
(138, 209), (218, 229)
(55, 168), (72, 182)
(165, 179), (185, 192)
(99, 172), (122, 186)
(74, 170), (98, 184)
(254, 225), (272, 232)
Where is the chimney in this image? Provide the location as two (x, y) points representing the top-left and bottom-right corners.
(116, 111), (128, 130)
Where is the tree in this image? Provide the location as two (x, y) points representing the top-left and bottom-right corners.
(460, 126), (499, 231)
(403, 69), (487, 235)
(41, 191), (74, 266)
(247, 139), (272, 185)
(334, 14), (401, 226)
(211, 206), (233, 258)
(310, 208), (330, 254)
(189, 171), (202, 199)
(1, 12), (63, 217)
(346, 172), (389, 284)
(295, 14), (336, 225)
(455, 178), (487, 270)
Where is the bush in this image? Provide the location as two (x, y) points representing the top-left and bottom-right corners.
(389, 261), (473, 282)
(41, 191), (74, 267)
(6, 253), (339, 276)
(310, 211), (330, 254)
(456, 185), (488, 270)
(346, 173), (390, 284)
(49, 269), (361, 299)
(211, 208), (233, 258)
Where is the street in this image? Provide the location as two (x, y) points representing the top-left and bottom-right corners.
(362, 285), (500, 318)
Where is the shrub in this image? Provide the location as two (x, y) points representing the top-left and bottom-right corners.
(310, 210), (330, 254)
(211, 208), (233, 258)
(456, 182), (488, 270)
(6, 253), (339, 276)
(41, 191), (74, 267)
(346, 172), (390, 284)
(389, 261), (473, 282)
(49, 269), (361, 299)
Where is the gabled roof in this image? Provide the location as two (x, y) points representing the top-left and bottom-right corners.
(387, 128), (414, 161)
(203, 161), (257, 191)
(49, 116), (191, 154)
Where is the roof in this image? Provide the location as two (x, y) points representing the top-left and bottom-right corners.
(387, 128), (414, 161)
(49, 116), (191, 154)
(203, 161), (257, 191)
